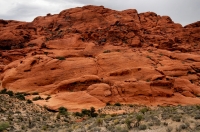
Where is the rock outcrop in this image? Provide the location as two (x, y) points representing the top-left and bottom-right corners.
(0, 5), (200, 111)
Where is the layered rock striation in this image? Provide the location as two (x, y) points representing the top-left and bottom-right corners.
(0, 5), (200, 111)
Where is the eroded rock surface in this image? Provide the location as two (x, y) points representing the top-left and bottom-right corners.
(0, 5), (200, 111)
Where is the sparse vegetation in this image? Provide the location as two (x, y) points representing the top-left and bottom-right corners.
(15, 94), (25, 100)
(103, 50), (111, 53)
(114, 102), (121, 106)
(45, 96), (51, 100)
(56, 56), (66, 60)
(58, 106), (68, 115)
(32, 96), (43, 101)
(0, 121), (9, 131)
(1, 93), (200, 131)
(32, 92), (39, 95)
(26, 99), (33, 104)
(106, 102), (111, 106)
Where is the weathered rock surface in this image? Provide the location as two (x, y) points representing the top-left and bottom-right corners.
(0, 5), (200, 111)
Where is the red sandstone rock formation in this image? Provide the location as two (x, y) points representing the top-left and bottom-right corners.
(0, 5), (200, 111)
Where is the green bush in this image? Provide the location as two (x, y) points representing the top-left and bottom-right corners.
(32, 96), (43, 101)
(58, 107), (68, 115)
(15, 92), (29, 96)
(6, 90), (14, 96)
(129, 104), (134, 107)
(81, 109), (91, 116)
(74, 112), (83, 117)
(114, 102), (121, 106)
(15, 94), (25, 100)
(0, 89), (14, 96)
(106, 102), (111, 106)
(96, 118), (103, 126)
(103, 50), (111, 53)
(125, 118), (132, 129)
(26, 99), (33, 104)
(140, 107), (149, 114)
(80, 107), (98, 117)
(139, 124), (147, 130)
(0, 89), (7, 94)
(172, 115), (181, 122)
(45, 96), (51, 100)
(56, 56), (65, 60)
(0, 121), (9, 131)
(32, 92), (39, 95)
(136, 114), (143, 122)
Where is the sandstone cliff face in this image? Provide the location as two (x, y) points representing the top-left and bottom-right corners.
(0, 5), (200, 111)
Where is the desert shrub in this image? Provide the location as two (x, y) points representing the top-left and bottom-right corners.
(103, 50), (111, 53)
(32, 92), (39, 95)
(125, 118), (132, 129)
(56, 113), (60, 119)
(163, 122), (168, 126)
(6, 90), (14, 96)
(41, 43), (47, 48)
(179, 124), (187, 129)
(106, 102), (111, 106)
(129, 104), (134, 107)
(0, 89), (14, 96)
(161, 113), (171, 120)
(81, 108), (98, 117)
(172, 115), (181, 122)
(15, 92), (29, 96)
(45, 96), (51, 100)
(56, 56), (65, 60)
(15, 94), (25, 100)
(26, 99), (33, 104)
(32, 96), (43, 101)
(114, 102), (121, 106)
(90, 107), (98, 117)
(96, 118), (103, 126)
(0, 121), (9, 131)
(44, 52), (49, 55)
(196, 105), (200, 110)
(0, 89), (7, 94)
(139, 124), (147, 130)
(136, 114), (143, 122)
(81, 109), (91, 116)
(194, 114), (200, 119)
(74, 112), (83, 117)
(166, 126), (173, 132)
(58, 107), (68, 115)
(115, 126), (128, 132)
(140, 107), (149, 114)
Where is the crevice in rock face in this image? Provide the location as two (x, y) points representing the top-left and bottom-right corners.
(66, 80), (101, 92)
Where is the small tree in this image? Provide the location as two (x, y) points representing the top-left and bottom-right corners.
(32, 96), (43, 101)
(26, 99), (33, 104)
(90, 107), (98, 117)
(114, 102), (121, 106)
(6, 91), (14, 96)
(74, 112), (83, 117)
(58, 107), (68, 115)
(81, 109), (90, 116)
(15, 94), (25, 100)
(0, 89), (7, 94)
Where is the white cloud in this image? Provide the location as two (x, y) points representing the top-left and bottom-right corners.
(0, 0), (83, 21)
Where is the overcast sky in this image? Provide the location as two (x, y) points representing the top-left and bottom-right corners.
(0, 0), (199, 26)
